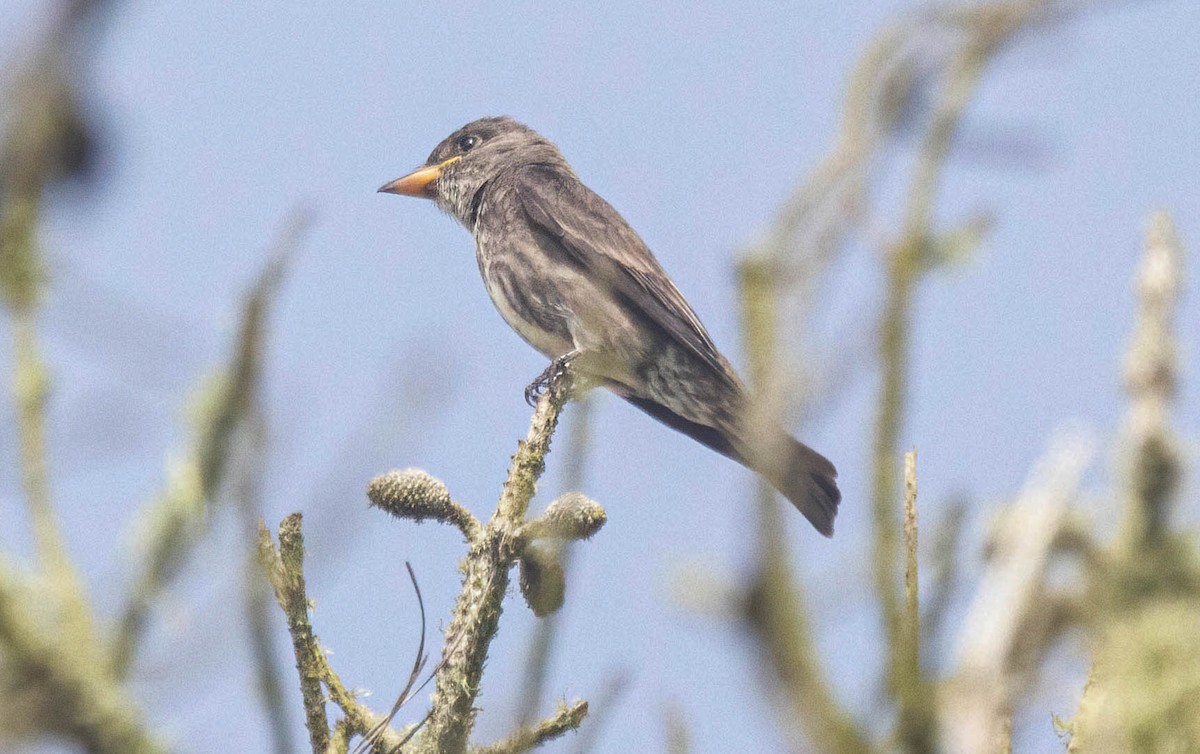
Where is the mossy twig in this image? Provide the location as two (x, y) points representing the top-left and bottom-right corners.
(514, 399), (593, 726)
(258, 515), (331, 752)
(422, 373), (576, 753)
(470, 700), (588, 754)
(258, 514), (408, 753)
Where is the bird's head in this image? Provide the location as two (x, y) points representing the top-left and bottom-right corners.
(378, 116), (567, 228)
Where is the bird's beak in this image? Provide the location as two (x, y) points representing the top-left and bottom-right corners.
(377, 156), (461, 198)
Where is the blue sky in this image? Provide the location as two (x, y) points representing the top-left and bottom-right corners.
(3, 1), (1198, 752)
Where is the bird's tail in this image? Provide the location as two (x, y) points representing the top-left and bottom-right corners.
(746, 432), (841, 537)
(613, 389), (841, 536)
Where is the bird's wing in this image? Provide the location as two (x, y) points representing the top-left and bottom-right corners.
(514, 165), (734, 383)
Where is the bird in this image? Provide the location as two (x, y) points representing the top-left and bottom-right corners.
(378, 116), (841, 536)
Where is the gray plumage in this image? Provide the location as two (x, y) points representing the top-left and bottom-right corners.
(381, 116), (841, 536)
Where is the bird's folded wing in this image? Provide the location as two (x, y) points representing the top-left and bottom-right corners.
(514, 165), (734, 384)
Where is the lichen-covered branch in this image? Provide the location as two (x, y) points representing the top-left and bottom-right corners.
(514, 397), (593, 727)
(258, 514), (407, 753)
(258, 515), (331, 752)
(422, 373), (578, 752)
(469, 700), (588, 754)
(264, 370), (599, 754)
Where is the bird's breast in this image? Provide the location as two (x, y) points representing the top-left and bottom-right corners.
(476, 238), (575, 359)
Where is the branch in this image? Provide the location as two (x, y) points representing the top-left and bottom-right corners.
(514, 397), (594, 727)
(470, 700), (588, 754)
(1119, 211), (1183, 547)
(896, 450), (933, 751)
(264, 369), (603, 754)
(258, 515), (332, 752)
(422, 371), (578, 753)
(258, 514), (408, 753)
(0, 560), (165, 754)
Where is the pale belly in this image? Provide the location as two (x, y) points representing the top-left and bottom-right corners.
(480, 259), (575, 359)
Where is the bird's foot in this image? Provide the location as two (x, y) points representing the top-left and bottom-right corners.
(525, 351), (579, 407)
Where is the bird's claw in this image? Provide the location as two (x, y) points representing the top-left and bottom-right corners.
(523, 380), (546, 407)
(524, 352), (577, 407)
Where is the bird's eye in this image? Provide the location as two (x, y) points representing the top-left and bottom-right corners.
(458, 135), (479, 152)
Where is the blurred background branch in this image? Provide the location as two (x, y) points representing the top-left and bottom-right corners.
(733, 2), (1092, 752)
(1067, 213), (1197, 752)
(944, 431), (1093, 753)
(1, 0), (108, 662)
(112, 210), (308, 677)
(0, 4), (305, 743)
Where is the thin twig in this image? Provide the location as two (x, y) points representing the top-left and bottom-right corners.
(356, 563), (430, 754)
(903, 450), (919, 654)
(896, 450), (930, 751)
(258, 514), (331, 753)
(471, 700), (588, 754)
